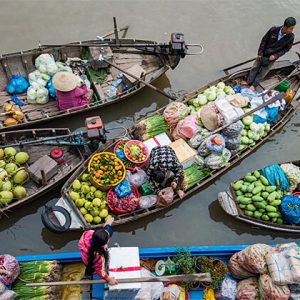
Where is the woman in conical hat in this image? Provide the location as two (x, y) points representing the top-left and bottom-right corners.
(52, 71), (93, 111)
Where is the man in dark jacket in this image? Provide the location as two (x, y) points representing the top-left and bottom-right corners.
(247, 17), (296, 90)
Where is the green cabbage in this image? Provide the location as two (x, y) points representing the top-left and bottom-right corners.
(217, 82), (226, 89)
(196, 94), (207, 105)
(242, 116), (253, 126)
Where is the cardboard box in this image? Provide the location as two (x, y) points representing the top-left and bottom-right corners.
(104, 247), (141, 300)
(170, 138), (197, 166)
(123, 64), (146, 86)
(143, 133), (172, 153)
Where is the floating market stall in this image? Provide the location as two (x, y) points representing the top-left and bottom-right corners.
(1, 243), (300, 299)
(219, 160), (300, 233)
(42, 59), (300, 232)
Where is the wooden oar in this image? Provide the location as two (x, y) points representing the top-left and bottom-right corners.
(26, 273), (211, 287)
(101, 58), (177, 100)
(223, 40), (300, 75)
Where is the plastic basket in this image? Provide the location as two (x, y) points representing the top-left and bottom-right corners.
(88, 152), (126, 191)
(106, 184), (140, 215)
(124, 140), (150, 164)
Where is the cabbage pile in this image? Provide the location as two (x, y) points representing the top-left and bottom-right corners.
(188, 81), (235, 114)
(0, 147), (29, 206)
(239, 115), (271, 151)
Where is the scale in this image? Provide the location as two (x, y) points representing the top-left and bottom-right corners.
(155, 258), (177, 276)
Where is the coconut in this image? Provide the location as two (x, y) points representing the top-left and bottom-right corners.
(13, 186), (27, 199)
(15, 152), (29, 164)
(13, 169), (28, 185)
(4, 147), (17, 157)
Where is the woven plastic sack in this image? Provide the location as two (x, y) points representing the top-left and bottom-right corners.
(242, 244), (274, 274)
(6, 75), (29, 94)
(224, 136), (241, 150)
(260, 164), (290, 191)
(188, 128), (209, 149)
(205, 149), (231, 170)
(222, 121), (244, 137)
(197, 138), (211, 157)
(0, 255), (20, 285)
(113, 180), (132, 198)
(280, 195), (300, 224)
(206, 134), (225, 153)
(228, 252), (256, 279)
(236, 277), (259, 300)
(126, 168), (147, 187)
(259, 274), (290, 300)
(163, 102), (189, 129)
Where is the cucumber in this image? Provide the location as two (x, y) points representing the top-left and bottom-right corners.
(246, 204), (256, 211)
(252, 186), (262, 195)
(253, 202), (266, 209)
(252, 195), (264, 202)
(239, 204), (246, 209)
(262, 214), (270, 221)
(270, 200), (281, 206)
(254, 170), (261, 178)
(245, 210), (254, 217)
(266, 186), (276, 193)
(261, 192), (269, 199)
(232, 181), (243, 191)
(267, 191), (278, 202)
(236, 190), (243, 196)
(254, 211), (263, 219)
(266, 205), (277, 212)
(245, 175), (257, 183)
(267, 212), (280, 218)
(260, 176), (269, 186)
(240, 197), (252, 205)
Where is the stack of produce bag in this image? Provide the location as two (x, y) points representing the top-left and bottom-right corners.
(163, 102), (189, 131)
(222, 121), (244, 152)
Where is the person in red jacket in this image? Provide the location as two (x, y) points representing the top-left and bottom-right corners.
(78, 217), (118, 285)
(247, 17), (296, 91)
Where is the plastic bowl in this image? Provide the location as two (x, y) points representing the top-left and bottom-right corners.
(88, 152), (126, 191)
(106, 184), (140, 215)
(124, 140), (149, 164)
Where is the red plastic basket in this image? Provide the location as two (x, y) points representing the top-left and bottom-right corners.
(124, 140), (149, 164)
(106, 184), (140, 215)
(113, 139), (147, 170)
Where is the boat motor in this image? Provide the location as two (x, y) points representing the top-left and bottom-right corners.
(170, 33), (187, 58)
(85, 116), (107, 145)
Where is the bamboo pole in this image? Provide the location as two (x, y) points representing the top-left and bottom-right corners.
(26, 273), (211, 287)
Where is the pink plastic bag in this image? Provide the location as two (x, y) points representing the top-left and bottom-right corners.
(156, 187), (175, 208)
(179, 114), (201, 139)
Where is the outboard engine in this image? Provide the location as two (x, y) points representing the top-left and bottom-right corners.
(170, 33), (187, 58)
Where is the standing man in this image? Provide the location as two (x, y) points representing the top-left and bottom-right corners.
(247, 17), (296, 91)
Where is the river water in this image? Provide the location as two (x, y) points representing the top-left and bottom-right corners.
(1, 0), (300, 255)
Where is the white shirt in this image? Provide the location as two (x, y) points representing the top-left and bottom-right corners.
(278, 27), (286, 41)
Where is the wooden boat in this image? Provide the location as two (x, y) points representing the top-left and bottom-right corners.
(11, 244), (249, 299)
(218, 160), (300, 233)
(0, 128), (84, 215)
(0, 35), (185, 131)
(44, 59), (300, 232)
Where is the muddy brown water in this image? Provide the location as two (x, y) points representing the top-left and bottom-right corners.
(0, 0), (300, 255)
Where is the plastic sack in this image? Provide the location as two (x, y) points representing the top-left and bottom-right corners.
(215, 277), (237, 300)
(188, 128), (209, 149)
(236, 277), (259, 300)
(206, 134), (225, 153)
(259, 274), (290, 300)
(221, 121), (244, 138)
(28, 70), (50, 87)
(179, 114), (201, 139)
(156, 187), (174, 208)
(227, 94), (249, 108)
(260, 164), (289, 191)
(35, 53), (58, 76)
(228, 252), (256, 279)
(134, 268), (164, 300)
(160, 285), (180, 300)
(163, 102), (189, 129)
(56, 61), (73, 73)
(0, 290), (17, 300)
(224, 136), (241, 150)
(113, 180), (132, 198)
(266, 245), (300, 285)
(36, 85), (49, 104)
(280, 195), (300, 224)
(172, 120), (186, 141)
(6, 75), (29, 94)
(280, 163), (300, 191)
(197, 138), (211, 157)
(215, 98), (244, 124)
(289, 284), (300, 300)
(204, 287), (215, 300)
(0, 254), (20, 285)
(46, 79), (56, 99)
(139, 195), (157, 209)
(126, 168), (147, 187)
(205, 149), (231, 170)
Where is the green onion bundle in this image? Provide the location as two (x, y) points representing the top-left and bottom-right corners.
(134, 115), (169, 141)
(183, 166), (210, 191)
(12, 260), (62, 300)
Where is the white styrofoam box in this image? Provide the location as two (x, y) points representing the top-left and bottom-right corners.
(143, 133), (172, 153)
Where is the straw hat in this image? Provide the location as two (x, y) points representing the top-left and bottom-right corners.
(200, 105), (219, 131)
(52, 72), (78, 92)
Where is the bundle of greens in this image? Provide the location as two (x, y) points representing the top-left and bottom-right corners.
(133, 115), (169, 141)
(12, 260), (62, 300)
(183, 166), (210, 191)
